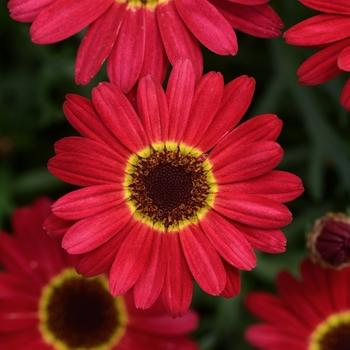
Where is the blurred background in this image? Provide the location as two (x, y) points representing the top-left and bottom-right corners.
(1, 1), (350, 349)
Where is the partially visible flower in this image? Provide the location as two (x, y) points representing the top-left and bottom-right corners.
(8, 0), (283, 92)
(283, 0), (350, 110)
(45, 59), (303, 317)
(0, 197), (199, 349)
(245, 258), (350, 349)
(307, 212), (350, 270)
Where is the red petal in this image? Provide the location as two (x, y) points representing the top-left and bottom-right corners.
(157, 1), (203, 79)
(76, 218), (135, 277)
(196, 75), (255, 152)
(180, 224), (226, 295)
(62, 204), (132, 254)
(284, 14), (350, 46)
(161, 232), (193, 317)
(297, 39), (350, 85)
(211, 141), (284, 183)
(199, 210), (256, 270)
(340, 77), (350, 110)
(166, 59), (195, 142)
(109, 221), (153, 296)
(52, 184), (124, 220)
(8, 0), (56, 22)
(214, 193), (292, 228)
(233, 221), (286, 253)
(175, 0), (237, 55)
(212, 1), (283, 38)
(218, 170), (304, 203)
(107, 6), (146, 93)
(137, 74), (169, 145)
(133, 231), (167, 309)
(210, 114), (282, 159)
(30, 0), (114, 43)
(300, 0), (350, 15)
(63, 94), (130, 157)
(220, 259), (241, 298)
(139, 7), (168, 83)
(75, 2), (126, 85)
(182, 72), (224, 149)
(43, 213), (74, 238)
(338, 44), (350, 71)
(92, 82), (149, 153)
(128, 308), (199, 336)
(48, 152), (124, 187)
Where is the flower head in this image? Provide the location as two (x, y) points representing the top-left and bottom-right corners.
(45, 59), (303, 317)
(283, 0), (350, 110)
(8, 0), (283, 92)
(245, 258), (350, 349)
(307, 212), (350, 270)
(0, 196), (199, 349)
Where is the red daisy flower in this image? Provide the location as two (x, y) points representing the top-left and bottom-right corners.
(245, 258), (350, 350)
(8, 0), (283, 92)
(0, 196), (199, 349)
(45, 59), (303, 317)
(283, 0), (350, 110)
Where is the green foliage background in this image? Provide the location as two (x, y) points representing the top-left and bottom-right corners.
(1, 1), (350, 349)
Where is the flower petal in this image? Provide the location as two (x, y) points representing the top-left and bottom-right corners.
(233, 221), (286, 253)
(43, 214), (75, 238)
(340, 77), (350, 110)
(338, 44), (350, 71)
(199, 210), (256, 270)
(211, 141), (284, 183)
(8, 0), (56, 22)
(214, 193), (292, 228)
(75, 2), (126, 85)
(76, 218), (135, 277)
(48, 152), (123, 187)
(196, 75), (255, 152)
(137, 74), (169, 145)
(174, 0), (237, 55)
(107, 5), (146, 93)
(297, 39), (350, 85)
(63, 94), (130, 157)
(139, 7), (168, 83)
(300, 0), (350, 15)
(157, 0), (203, 79)
(161, 232), (193, 318)
(284, 14), (350, 46)
(92, 82), (149, 153)
(166, 59), (195, 142)
(182, 71), (224, 149)
(133, 230), (167, 309)
(210, 114), (282, 159)
(30, 0), (114, 43)
(180, 224), (226, 295)
(52, 184), (124, 220)
(62, 204), (132, 254)
(218, 170), (304, 203)
(220, 259), (241, 298)
(109, 220), (153, 296)
(212, 1), (283, 38)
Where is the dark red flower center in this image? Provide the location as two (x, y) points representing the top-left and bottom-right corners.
(319, 322), (350, 350)
(40, 270), (127, 349)
(128, 149), (213, 229)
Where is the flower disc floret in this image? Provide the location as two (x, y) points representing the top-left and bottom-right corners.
(125, 145), (216, 230)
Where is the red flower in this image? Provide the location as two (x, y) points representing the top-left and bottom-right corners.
(283, 0), (350, 110)
(8, 0), (283, 92)
(245, 258), (350, 350)
(0, 197), (199, 349)
(45, 59), (303, 317)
